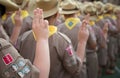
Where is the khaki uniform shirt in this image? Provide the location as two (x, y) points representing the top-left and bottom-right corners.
(3, 11), (32, 37)
(16, 26), (82, 78)
(0, 38), (39, 78)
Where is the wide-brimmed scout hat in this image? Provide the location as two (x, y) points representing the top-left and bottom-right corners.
(94, 1), (104, 15)
(83, 2), (96, 16)
(114, 6), (120, 14)
(28, 0), (59, 18)
(104, 3), (114, 13)
(0, 0), (19, 11)
(59, 0), (80, 14)
(76, 1), (83, 14)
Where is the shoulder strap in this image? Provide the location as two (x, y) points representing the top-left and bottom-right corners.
(58, 32), (71, 44)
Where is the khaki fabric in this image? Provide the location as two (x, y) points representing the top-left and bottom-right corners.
(95, 18), (108, 66)
(58, 17), (97, 78)
(58, 18), (81, 51)
(0, 25), (9, 41)
(16, 27), (82, 78)
(103, 15), (118, 70)
(3, 15), (32, 37)
(0, 38), (39, 78)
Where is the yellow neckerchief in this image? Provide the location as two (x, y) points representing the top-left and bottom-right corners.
(65, 17), (80, 30)
(104, 14), (117, 20)
(2, 14), (7, 21)
(89, 20), (95, 26)
(96, 15), (103, 22)
(77, 12), (81, 16)
(104, 14), (111, 18)
(11, 10), (29, 24)
(112, 15), (117, 20)
(33, 25), (57, 41)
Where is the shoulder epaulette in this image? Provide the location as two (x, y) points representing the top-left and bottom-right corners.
(58, 32), (71, 44)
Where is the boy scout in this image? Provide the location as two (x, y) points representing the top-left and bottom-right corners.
(114, 6), (120, 57)
(104, 3), (119, 74)
(83, 3), (107, 78)
(3, 0), (32, 37)
(58, 1), (97, 78)
(16, 0), (89, 78)
(0, 3), (50, 77)
(0, 0), (19, 41)
(94, 1), (109, 76)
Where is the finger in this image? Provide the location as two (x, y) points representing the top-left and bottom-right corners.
(81, 20), (88, 30)
(44, 20), (49, 29)
(33, 9), (38, 27)
(33, 8), (40, 25)
(39, 9), (44, 23)
(18, 8), (21, 16)
(84, 13), (90, 23)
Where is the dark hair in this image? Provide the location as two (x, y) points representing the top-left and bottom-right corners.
(0, 4), (6, 17)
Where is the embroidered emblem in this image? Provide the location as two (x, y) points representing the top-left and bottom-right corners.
(2, 53), (14, 65)
(18, 65), (31, 78)
(65, 18), (80, 30)
(66, 45), (73, 56)
(68, 22), (73, 27)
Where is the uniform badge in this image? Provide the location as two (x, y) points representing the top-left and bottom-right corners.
(18, 66), (31, 78)
(2, 53), (14, 65)
(66, 45), (73, 56)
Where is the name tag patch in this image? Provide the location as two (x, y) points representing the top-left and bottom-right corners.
(66, 45), (73, 56)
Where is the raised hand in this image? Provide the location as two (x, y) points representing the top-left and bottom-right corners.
(14, 8), (22, 27)
(103, 22), (109, 33)
(103, 22), (109, 40)
(78, 14), (90, 42)
(32, 8), (49, 41)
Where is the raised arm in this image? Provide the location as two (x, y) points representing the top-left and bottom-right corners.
(77, 14), (89, 63)
(32, 8), (50, 78)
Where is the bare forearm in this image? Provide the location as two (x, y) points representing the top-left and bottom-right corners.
(77, 41), (87, 63)
(34, 39), (50, 78)
(10, 26), (21, 45)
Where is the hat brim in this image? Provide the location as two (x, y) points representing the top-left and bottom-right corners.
(28, 0), (58, 18)
(59, 10), (79, 15)
(0, 0), (19, 11)
(44, 6), (58, 18)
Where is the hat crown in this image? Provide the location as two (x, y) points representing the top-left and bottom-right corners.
(104, 3), (114, 12)
(95, 1), (104, 10)
(36, 0), (58, 11)
(61, 1), (78, 10)
(84, 3), (96, 15)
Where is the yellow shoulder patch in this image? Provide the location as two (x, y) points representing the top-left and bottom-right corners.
(65, 18), (80, 30)
(89, 20), (95, 26)
(32, 25), (57, 41)
(112, 15), (117, 20)
(49, 25), (57, 37)
(96, 15), (103, 22)
(2, 14), (7, 21)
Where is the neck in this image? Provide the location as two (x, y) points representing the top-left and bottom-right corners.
(64, 14), (76, 19)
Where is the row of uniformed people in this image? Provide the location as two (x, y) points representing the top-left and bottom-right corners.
(0, 0), (90, 78)
(0, 0), (120, 78)
(0, 0), (52, 78)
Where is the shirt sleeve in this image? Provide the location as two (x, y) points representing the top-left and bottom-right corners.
(56, 32), (82, 75)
